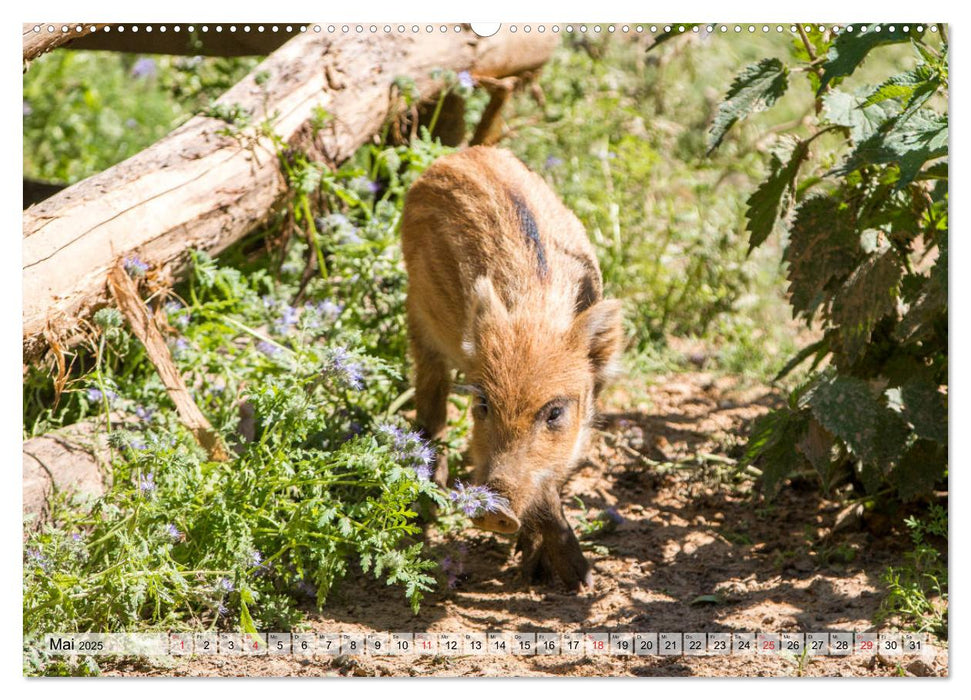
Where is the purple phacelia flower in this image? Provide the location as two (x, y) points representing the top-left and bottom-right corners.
(249, 550), (264, 568)
(273, 304), (299, 334)
(315, 300), (343, 321)
(164, 524), (183, 540)
(131, 57), (157, 79)
(545, 156), (564, 169)
(135, 405), (155, 422)
(350, 176), (380, 198)
(124, 256), (149, 277)
(217, 577), (234, 592)
(376, 423), (405, 445)
(128, 438), (147, 451)
(172, 337), (189, 358)
(412, 462), (434, 482)
(23, 100), (33, 117)
(343, 421), (364, 441)
(71, 533), (83, 543)
(457, 70), (475, 89)
(327, 346), (364, 389)
(125, 117), (139, 129)
(448, 481), (510, 518)
(376, 423), (435, 479)
(26, 547), (50, 572)
(257, 340), (281, 357)
(87, 387), (118, 403)
(338, 230), (362, 246)
(165, 301), (191, 329)
(320, 213), (362, 245)
(138, 472), (156, 495)
(217, 603), (230, 616)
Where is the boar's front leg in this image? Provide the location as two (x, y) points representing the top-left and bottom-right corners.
(516, 487), (593, 592)
(410, 332), (451, 488)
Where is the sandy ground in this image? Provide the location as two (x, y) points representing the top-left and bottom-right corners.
(102, 372), (948, 678)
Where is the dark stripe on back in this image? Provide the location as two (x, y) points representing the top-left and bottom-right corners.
(509, 191), (549, 278)
(548, 238), (602, 312)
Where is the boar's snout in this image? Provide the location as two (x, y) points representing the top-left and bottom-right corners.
(470, 478), (522, 534)
(472, 502), (521, 534)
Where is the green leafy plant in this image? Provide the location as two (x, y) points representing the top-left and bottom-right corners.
(506, 33), (792, 366)
(23, 51), (257, 184)
(878, 504), (948, 638)
(710, 25), (948, 501)
(23, 92), (470, 675)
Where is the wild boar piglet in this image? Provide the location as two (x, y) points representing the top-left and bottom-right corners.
(401, 146), (623, 591)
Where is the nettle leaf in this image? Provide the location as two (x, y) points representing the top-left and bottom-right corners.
(741, 407), (809, 497)
(809, 373), (909, 467)
(891, 438), (947, 501)
(835, 110), (948, 186)
(831, 247), (903, 364)
(795, 418), (838, 490)
(649, 24), (702, 50)
(861, 63), (935, 108)
(896, 229), (947, 342)
(818, 24), (921, 94)
(745, 137), (808, 252)
(900, 379), (948, 444)
(774, 336), (830, 382)
(783, 195), (859, 317)
(708, 58), (789, 153)
(822, 89), (896, 144)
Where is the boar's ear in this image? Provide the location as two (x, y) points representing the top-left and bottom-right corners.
(572, 299), (624, 390)
(463, 277), (509, 357)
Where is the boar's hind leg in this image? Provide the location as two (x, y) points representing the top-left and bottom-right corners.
(517, 489), (593, 592)
(411, 335), (451, 488)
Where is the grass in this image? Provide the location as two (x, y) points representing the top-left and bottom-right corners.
(23, 51), (258, 184)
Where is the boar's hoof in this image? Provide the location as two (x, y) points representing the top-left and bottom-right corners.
(517, 528), (594, 593)
(472, 504), (521, 534)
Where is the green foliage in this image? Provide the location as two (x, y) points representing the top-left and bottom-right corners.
(23, 51), (257, 183)
(23, 102), (465, 672)
(878, 505), (948, 638)
(708, 58), (789, 153)
(718, 30), (948, 502)
(744, 137), (808, 252)
(818, 25), (923, 94)
(506, 34), (801, 374)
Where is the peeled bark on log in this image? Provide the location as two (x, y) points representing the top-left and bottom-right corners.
(23, 27), (558, 365)
(108, 264), (230, 462)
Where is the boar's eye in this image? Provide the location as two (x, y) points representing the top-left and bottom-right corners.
(545, 404), (565, 429)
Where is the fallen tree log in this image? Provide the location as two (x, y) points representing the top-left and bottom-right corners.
(25, 22), (308, 62)
(23, 417), (114, 523)
(23, 23), (103, 66)
(108, 264), (230, 462)
(66, 23), (295, 56)
(23, 27), (558, 364)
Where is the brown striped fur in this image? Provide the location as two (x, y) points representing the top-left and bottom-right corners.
(401, 147), (623, 591)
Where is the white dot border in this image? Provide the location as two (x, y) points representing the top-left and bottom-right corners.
(27, 23), (937, 36)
